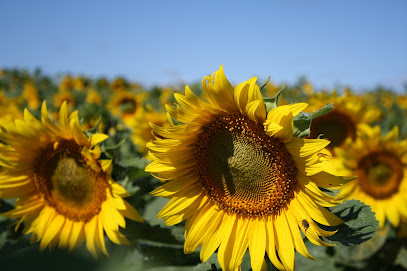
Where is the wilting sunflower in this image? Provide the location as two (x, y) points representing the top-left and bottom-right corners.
(335, 124), (407, 228)
(0, 101), (143, 258)
(146, 66), (349, 271)
(306, 89), (381, 153)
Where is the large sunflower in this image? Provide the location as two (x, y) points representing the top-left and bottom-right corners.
(0, 101), (143, 258)
(306, 90), (381, 153)
(146, 66), (349, 271)
(335, 124), (407, 229)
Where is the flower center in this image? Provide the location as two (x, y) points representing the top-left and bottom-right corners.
(34, 140), (107, 222)
(196, 114), (297, 217)
(357, 151), (403, 199)
(119, 98), (137, 114)
(309, 109), (356, 151)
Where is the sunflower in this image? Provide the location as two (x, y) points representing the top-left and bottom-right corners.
(0, 96), (24, 127)
(306, 89), (381, 153)
(0, 101), (143, 258)
(131, 107), (169, 154)
(59, 75), (75, 92)
(335, 124), (407, 229)
(86, 89), (103, 105)
(22, 82), (41, 110)
(106, 90), (146, 127)
(146, 66), (349, 271)
(110, 77), (129, 92)
(54, 91), (76, 108)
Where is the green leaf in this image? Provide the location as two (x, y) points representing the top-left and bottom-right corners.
(295, 243), (341, 271)
(263, 83), (287, 112)
(84, 117), (102, 137)
(143, 197), (170, 227)
(193, 253), (220, 271)
(395, 246), (407, 268)
(322, 200), (379, 247)
(99, 246), (144, 271)
(117, 156), (150, 169)
(293, 103), (333, 138)
(335, 225), (390, 262)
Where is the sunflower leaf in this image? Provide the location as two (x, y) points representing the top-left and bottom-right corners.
(263, 83), (287, 112)
(293, 103), (333, 138)
(295, 242), (341, 271)
(322, 199), (379, 247)
(395, 246), (407, 268)
(334, 225), (390, 263)
(84, 116), (102, 137)
(193, 254), (221, 270)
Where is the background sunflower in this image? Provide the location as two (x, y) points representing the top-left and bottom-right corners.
(0, 102), (143, 258)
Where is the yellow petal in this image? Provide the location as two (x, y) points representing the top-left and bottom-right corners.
(248, 219), (267, 271)
(58, 219), (73, 249)
(90, 133), (109, 147)
(274, 211), (295, 270)
(286, 209), (315, 260)
(98, 214), (109, 256)
(184, 203), (216, 253)
(285, 137), (330, 157)
(120, 200), (144, 223)
(201, 212), (235, 262)
(202, 65), (236, 112)
(157, 184), (204, 218)
(59, 101), (69, 129)
(70, 118), (89, 147)
(246, 100), (266, 123)
(68, 221), (85, 251)
(267, 103), (308, 124)
(297, 192), (343, 226)
(84, 216), (99, 259)
(40, 214), (65, 252)
(229, 217), (250, 270)
(265, 217), (285, 270)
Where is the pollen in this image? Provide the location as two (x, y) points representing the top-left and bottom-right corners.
(195, 114), (297, 217)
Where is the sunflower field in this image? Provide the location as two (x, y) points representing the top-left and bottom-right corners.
(0, 67), (406, 271)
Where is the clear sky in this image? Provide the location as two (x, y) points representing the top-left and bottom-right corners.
(1, 0), (406, 92)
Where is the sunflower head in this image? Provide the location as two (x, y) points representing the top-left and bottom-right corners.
(86, 89), (103, 105)
(146, 66), (349, 271)
(59, 75), (75, 92)
(335, 124), (407, 228)
(131, 107), (169, 154)
(0, 101), (142, 258)
(106, 91), (146, 127)
(54, 91), (76, 108)
(110, 77), (129, 92)
(22, 82), (41, 109)
(307, 90), (381, 153)
(0, 97), (24, 127)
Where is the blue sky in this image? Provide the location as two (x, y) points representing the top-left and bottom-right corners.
(1, 0), (406, 92)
